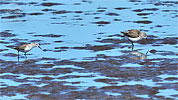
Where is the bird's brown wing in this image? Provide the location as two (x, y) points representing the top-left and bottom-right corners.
(14, 44), (28, 51)
(122, 29), (140, 38)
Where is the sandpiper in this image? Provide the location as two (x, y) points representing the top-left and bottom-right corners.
(121, 29), (148, 50)
(14, 42), (42, 58)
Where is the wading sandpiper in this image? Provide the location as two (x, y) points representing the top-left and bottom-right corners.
(121, 29), (148, 50)
(14, 42), (42, 58)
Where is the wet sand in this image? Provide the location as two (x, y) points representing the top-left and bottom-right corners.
(0, 0), (178, 100)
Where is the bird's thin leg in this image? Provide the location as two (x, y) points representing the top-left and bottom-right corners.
(128, 39), (134, 47)
(24, 52), (27, 59)
(128, 39), (134, 51)
(131, 46), (134, 51)
(17, 51), (20, 63)
(18, 51), (19, 56)
(146, 50), (149, 55)
(18, 56), (19, 63)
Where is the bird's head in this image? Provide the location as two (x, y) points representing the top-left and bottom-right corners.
(142, 33), (147, 38)
(141, 33), (148, 42)
(33, 42), (42, 49)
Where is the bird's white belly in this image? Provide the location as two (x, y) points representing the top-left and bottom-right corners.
(128, 37), (141, 41)
(24, 46), (32, 52)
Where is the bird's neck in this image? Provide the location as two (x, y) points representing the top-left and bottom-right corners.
(28, 44), (35, 49)
(139, 35), (143, 38)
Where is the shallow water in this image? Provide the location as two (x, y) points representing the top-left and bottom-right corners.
(0, 0), (178, 99)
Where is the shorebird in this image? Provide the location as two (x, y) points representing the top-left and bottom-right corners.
(14, 42), (42, 58)
(121, 29), (148, 50)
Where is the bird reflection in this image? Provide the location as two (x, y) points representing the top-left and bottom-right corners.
(18, 55), (19, 63)
(17, 55), (28, 63)
(130, 50), (149, 60)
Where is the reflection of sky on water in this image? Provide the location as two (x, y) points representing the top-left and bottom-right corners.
(2, 72), (176, 90)
(1, 72), (177, 99)
(156, 89), (178, 98)
(0, 0), (177, 99)
(136, 94), (150, 99)
(158, 74), (178, 79)
(1, 0), (177, 62)
(105, 92), (122, 96)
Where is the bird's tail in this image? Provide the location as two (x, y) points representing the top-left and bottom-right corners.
(121, 31), (126, 35)
(6, 45), (18, 50)
(120, 31), (127, 37)
(14, 47), (19, 50)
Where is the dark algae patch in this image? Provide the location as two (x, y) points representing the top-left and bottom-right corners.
(28, 12), (43, 15)
(134, 20), (152, 24)
(92, 21), (110, 25)
(41, 3), (64, 6)
(0, 31), (16, 37)
(33, 34), (64, 38)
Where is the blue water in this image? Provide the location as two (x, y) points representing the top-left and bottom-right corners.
(0, 0), (177, 99)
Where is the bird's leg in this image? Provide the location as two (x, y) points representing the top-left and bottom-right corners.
(18, 51), (19, 56)
(146, 50), (149, 55)
(17, 51), (19, 62)
(24, 52), (27, 58)
(16, 50), (20, 63)
(128, 39), (134, 51)
(18, 56), (19, 63)
(131, 46), (134, 51)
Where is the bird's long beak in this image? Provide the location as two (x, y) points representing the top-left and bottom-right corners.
(38, 46), (42, 50)
(146, 50), (149, 55)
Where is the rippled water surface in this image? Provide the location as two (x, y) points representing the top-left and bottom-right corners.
(0, 0), (178, 100)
